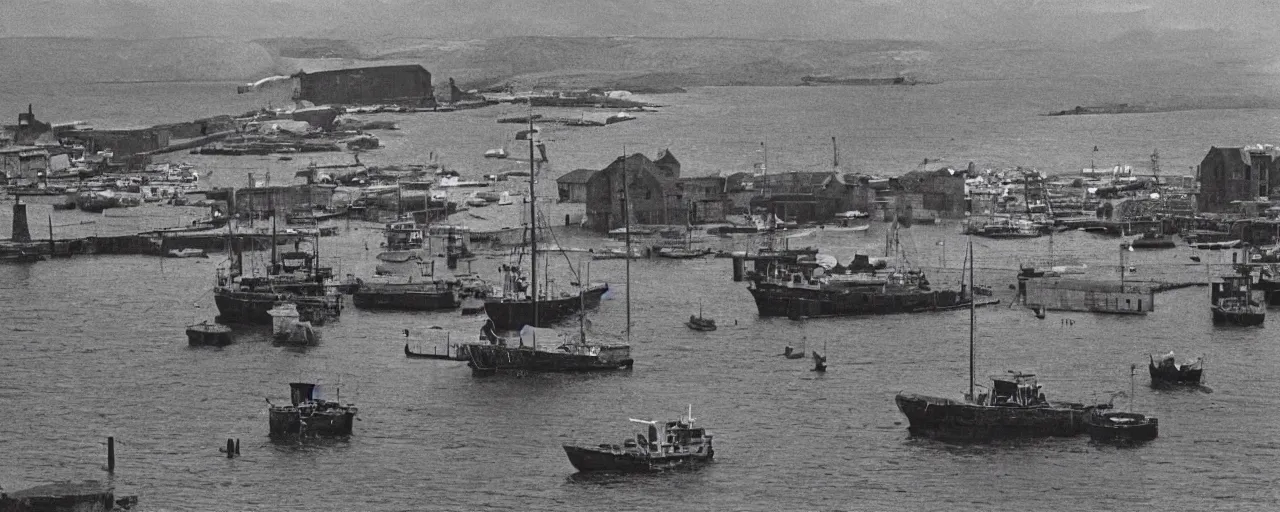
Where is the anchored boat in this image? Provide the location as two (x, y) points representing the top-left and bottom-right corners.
(267, 382), (357, 437)
(563, 406), (713, 472)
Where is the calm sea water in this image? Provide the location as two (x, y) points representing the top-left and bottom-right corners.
(4, 72), (1280, 511)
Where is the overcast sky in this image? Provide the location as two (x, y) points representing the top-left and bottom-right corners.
(0, 0), (1274, 42)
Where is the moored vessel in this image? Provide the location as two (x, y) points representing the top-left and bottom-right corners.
(186, 321), (233, 346)
(1149, 352), (1203, 385)
(1210, 267), (1264, 326)
(563, 406), (713, 472)
(267, 382), (357, 437)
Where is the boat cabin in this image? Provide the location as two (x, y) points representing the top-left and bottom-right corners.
(976, 372), (1048, 407)
(384, 221), (425, 251)
(628, 416), (712, 456)
(1211, 270), (1261, 305)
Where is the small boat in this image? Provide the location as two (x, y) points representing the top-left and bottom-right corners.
(655, 247), (713, 259)
(167, 248), (208, 258)
(835, 210), (869, 219)
(404, 343), (455, 360)
(497, 192), (514, 206)
(1210, 268), (1265, 326)
(267, 382), (358, 437)
(186, 321), (233, 346)
(1087, 408), (1159, 444)
(783, 339), (806, 359)
(1149, 352), (1202, 385)
(563, 406), (713, 473)
(685, 304), (716, 331)
(268, 303), (319, 345)
(483, 148), (509, 159)
(1087, 366), (1158, 444)
(818, 223), (870, 233)
(403, 327), (464, 360)
(1190, 239), (1243, 250)
(465, 195), (489, 207)
(592, 246), (647, 260)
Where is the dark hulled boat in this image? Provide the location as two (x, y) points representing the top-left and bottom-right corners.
(1129, 231), (1175, 249)
(685, 315), (717, 331)
(1210, 268), (1264, 326)
(482, 265), (609, 330)
(186, 321), (233, 346)
(462, 320), (632, 375)
(352, 279), (460, 311)
(895, 373), (1096, 440)
(747, 267), (978, 318)
(214, 216), (343, 325)
(1086, 408), (1158, 444)
(563, 407), (713, 472)
(1149, 352), (1203, 385)
(895, 240), (1099, 440)
(267, 382), (357, 437)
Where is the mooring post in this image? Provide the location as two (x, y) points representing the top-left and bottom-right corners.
(107, 437), (115, 472)
(226, 439), (235, 459)
(235, 439), (240, 455)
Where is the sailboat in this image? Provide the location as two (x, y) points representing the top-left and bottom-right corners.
(685, 302), (717, 331)
(894, 239), (1100, 440)
(213, 195), (343, 325)
(481, 108), (609, 331)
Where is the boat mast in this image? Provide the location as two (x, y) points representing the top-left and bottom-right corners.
(622, 147), (632, 342)
(270, 194), (278, 275)
(528, 97), (538, 325)
(968, 237), (975, 401)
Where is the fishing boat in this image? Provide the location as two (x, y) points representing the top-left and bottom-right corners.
(483, 147), (509, 159)
(267, 382), (357, 437)
(563, 406), (713, 473)
(213, 211), (343, 325)
(685, 303), (716, 331)
(895, 240), (1099, 440)
(1086, 365), (1159, 444)
(185, 321), (232, 346)
(482, 113), (609, 331)
(1210, 267), (1265, 326)
(1149, 352), (1203, 386)
(747, 264), (981, 318)
(462, 322), (633, 374)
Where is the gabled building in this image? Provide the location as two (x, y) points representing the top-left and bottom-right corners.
(897, 168), (969, 218)
(584, 153), (671, 231)
(1197, 146), (1280, 213)
(556, 168), (595, 203)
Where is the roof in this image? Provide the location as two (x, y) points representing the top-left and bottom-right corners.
(557, 168), (596, 185)
(294, 64), (429, 79)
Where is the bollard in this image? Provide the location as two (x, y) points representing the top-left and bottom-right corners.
(235, 439), (240, 455)
(107, 437), (115, 472)
(226, 439), (235, 459)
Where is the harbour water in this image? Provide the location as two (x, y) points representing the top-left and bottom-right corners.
(3, 77), (1280, 510)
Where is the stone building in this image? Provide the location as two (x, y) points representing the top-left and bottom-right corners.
(1197, 146), (1280, 213)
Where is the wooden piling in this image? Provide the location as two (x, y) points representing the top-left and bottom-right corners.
(235, 439), (240, 455)
(226, 439), (235, 459)
(107, 437), (115, 472)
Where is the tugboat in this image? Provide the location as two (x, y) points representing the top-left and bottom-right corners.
(895, 240), (1099, 440)
(1210, 266), (1265, 326)
(1087, 365), (1159, 444)
(563, 406), (713, 472)
(214, 213), (343, 325)
(1148, 352), (1203, 386)
(267, 382), (357, 437)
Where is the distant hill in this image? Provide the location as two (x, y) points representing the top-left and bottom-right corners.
(0, 37), (279, 83)
(261, 37), (943, 91)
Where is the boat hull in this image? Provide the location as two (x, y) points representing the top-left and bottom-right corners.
(461, 344), (632, 374)
(563, 445), (711, 472)
(186, 327), (233, 346)
(894, 393), (1093, 440)
(353, 290), (459, 311)
(268, 407), (356, 436)
(1211, 306), (1264, 326)
(483, 283), (608, 330)
(214, 290), (342, 325)
(1148, 363), (1202, 385)
(1086, 411), (1158, 444)
(748, 284), (983, 318)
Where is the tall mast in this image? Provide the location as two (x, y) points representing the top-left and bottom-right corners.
(968, 237), (975, 401)
(270, 194), (278, 275)
(528, 97), (538, 325)
(622, 148), (632, 342)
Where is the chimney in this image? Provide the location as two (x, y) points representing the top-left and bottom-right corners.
(11, 201), (32, 243)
